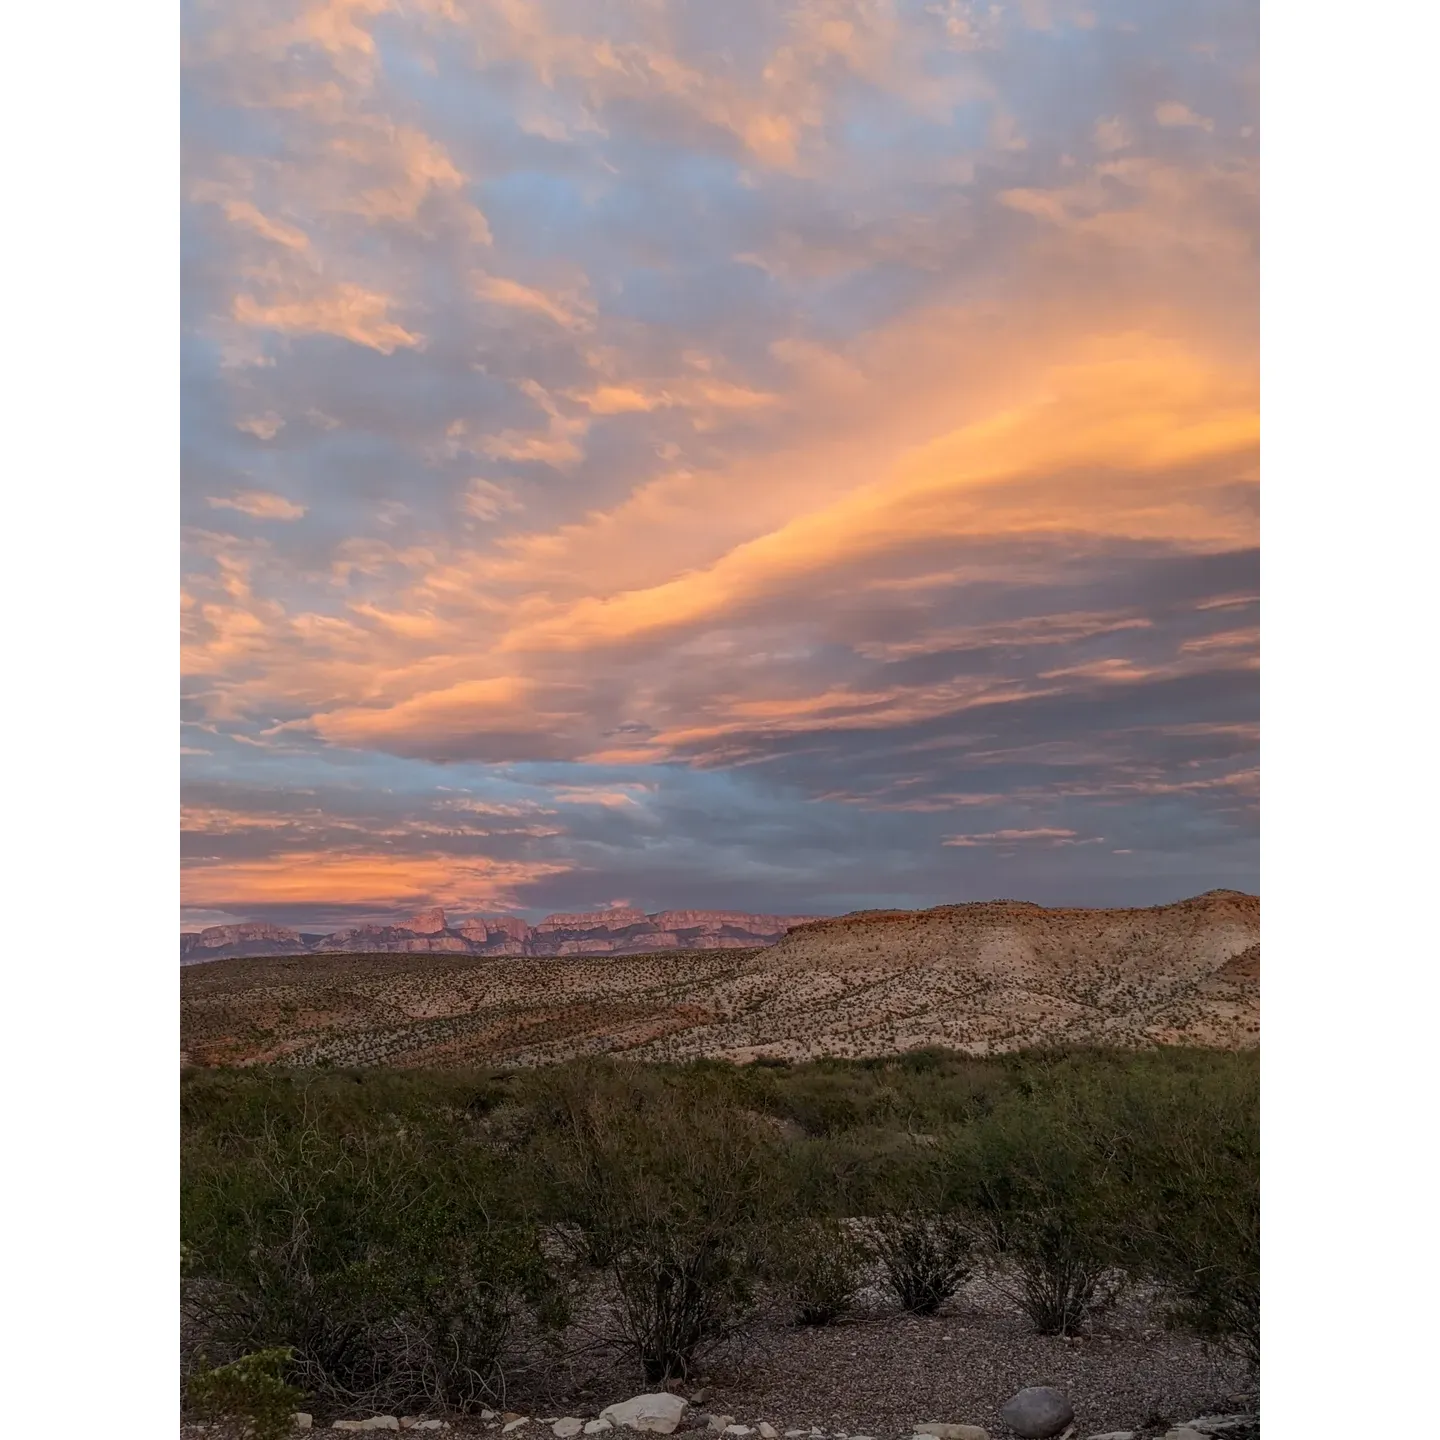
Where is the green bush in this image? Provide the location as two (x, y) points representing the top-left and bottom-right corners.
(1091, 1062), (1260, 1366)
(964, 1099), (1120, 1335)
(185, 1347), (305, 1440)
(870, 1209), (975, 1315)
(767, 1217), (873, 1325)
(532, 1063), (779, 1382)
(182, 1108), (558, 1413)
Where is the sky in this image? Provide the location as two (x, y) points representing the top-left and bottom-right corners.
(180, 0), (1258, 932)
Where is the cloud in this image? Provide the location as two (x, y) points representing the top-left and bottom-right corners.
(182, 0), (1259, 915)
(207, 491), (308, 520)
(1155, 101), (1216, 132)
(235, 413), (285, 440)
(232, 284), (422, 352)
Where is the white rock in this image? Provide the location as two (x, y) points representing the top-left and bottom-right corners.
(504, 1421), (531, 1433)
(784, 1431), (807, 1437)
(914, 1426), (988, 1440)
(707, 1419), (737, 1433)
(482, 1414), (499, 1423)
(585, 1424), (614, 1436)
(292, 1418), (313, 1432)
(554, 1421), (585, 1438)
(600, 1395), (689, 1436)
(725, 1428), (754, 1437)
(758, 1425), (778, 1439)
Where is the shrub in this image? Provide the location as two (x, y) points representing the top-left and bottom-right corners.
(185, 1347), (305, 1440)
(182, 1109), (557, 1413)
(767, 1217), (872, 1325)
(965, 1101), (1121, 1335)
(533, 1064), (779, 1382)
(870, 1210), (975, 1315)
(1094, 1064), (1259, 1367)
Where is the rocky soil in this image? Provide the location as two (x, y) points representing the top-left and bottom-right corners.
(179, 1276), (1256, 1440)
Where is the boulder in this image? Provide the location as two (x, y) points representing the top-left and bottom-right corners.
(999, 1389), (1074, 1440)
(600, 1396), (689, 1436)
(915, 1425), (988, 1440)
(555, 1421), (585, 1438)
(585, 1424), (614, 1435)
(759, 1426), (778, 1439)
(293, 1418), (313, 1432)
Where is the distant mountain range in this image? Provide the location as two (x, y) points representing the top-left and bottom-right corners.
(180, 907), (824, 964)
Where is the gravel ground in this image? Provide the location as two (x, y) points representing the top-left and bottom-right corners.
(180, 1273), (1255, 1439)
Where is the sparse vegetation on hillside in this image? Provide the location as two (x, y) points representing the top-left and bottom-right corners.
(180, 893), (1259, 1069)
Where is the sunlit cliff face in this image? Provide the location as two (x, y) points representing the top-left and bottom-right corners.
(181, 0), (1258, 930)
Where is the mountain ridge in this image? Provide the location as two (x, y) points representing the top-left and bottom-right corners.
(180, 907), (825, 964)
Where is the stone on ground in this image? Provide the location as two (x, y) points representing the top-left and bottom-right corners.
(915, 1424), (988, 1440)
(999, 1388), (1074, 1440)
(707, 1418), (737, 1433)
(292, 1417), (312, 1431)
(757, 1425), (777, 1438)
(554, 1420), (584, 1437)
(584, 1423), (614, 1435)
(600, 1394), (689, 1435)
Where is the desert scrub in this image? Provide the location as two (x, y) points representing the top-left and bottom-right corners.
(870, 1209), (976, 1315)
(182, 1106), (560, 1413)
(766, 1216), (873, 1325)
(1090, 1060), (1260, 1367)
(963, 1097), (1122, 1335)
(531, 1061), (780, 1382)
(185, 1347), (305, 1440)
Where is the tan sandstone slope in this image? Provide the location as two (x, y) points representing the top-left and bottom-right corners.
(179, 890), (1258, 1068)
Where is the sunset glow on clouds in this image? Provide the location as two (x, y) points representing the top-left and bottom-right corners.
(181, 0), (1258, 929)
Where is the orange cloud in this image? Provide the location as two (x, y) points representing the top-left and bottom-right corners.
(182, 851), (569, 909)
(498, 332), (1256, 652)
(233, 284), (422, 352)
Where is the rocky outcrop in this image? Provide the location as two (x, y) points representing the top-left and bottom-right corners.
(181, 908), (825, 964)
(180, 923), (308, 962)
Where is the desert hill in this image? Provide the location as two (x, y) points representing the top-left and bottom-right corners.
(180, 890), (1258, 1068)
(180, 907), (822, 964)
